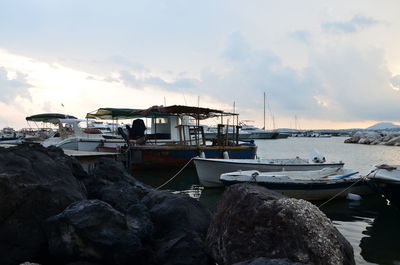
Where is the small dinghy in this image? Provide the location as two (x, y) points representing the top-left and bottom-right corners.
(367, 164), (400, 208)
(220, 167), (371, 200)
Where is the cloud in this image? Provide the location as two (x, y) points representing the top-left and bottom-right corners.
(0, 67), (32, 103)
(322, 15), (378, 33)
(390, 75), (400, 90)
(192, 33), (399, 122)
(289, 30), (311, 43)
(116, 70), (199, 91)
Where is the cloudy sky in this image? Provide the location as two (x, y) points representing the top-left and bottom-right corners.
(1, 0), (399, 129)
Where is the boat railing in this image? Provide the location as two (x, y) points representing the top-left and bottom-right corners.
(213, 124), (241, 146)
(176, 124), (206, 146)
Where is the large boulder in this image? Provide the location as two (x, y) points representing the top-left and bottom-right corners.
(0, 144), (87, 265)
(46, 199), (153, 265)
(143, 190), (213, 265)
(79, 158), (151, 213)
(233, 257), (307, 265)
(206, 184), (355, 265)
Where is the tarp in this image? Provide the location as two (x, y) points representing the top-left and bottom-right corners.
(85, 108), (142, 120)
(26, 113), (77, 122)
(86, 105), (238, 120)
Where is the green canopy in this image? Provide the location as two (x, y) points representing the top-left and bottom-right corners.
(26, 113), (77, 122)
(86, 108), (142, 120)
(87, 105), (237, 120)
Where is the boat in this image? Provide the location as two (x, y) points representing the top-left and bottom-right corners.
(219, 168), (371, 200)
(203, 125), (252, 140)
(367, 164), (400, 208)
(193, 156), (345, 188)
(25, 113), (126, 151)
(0, 127), (18, 141)
(87, 105), (258, 170)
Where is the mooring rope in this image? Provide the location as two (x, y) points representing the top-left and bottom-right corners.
(318, 174), (370, 208)
(156, 157), (195, 190)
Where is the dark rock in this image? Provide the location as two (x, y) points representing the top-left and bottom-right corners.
(46, 199), (152, 265)
(233, 257), (307, 265)
(206, 184), (355, 265)
(0, 144), (87, 265)
(143, 190), (213, 265)
(66, 262), (103, 265)
(80, 158), (151, 213)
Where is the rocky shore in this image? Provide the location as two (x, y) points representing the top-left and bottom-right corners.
(0, 144), (355, 265)
(345, 131), (400, 146)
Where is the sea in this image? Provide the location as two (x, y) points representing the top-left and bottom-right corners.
(134, 137), (400, 265)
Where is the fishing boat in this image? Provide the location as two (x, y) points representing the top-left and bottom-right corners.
(87, 105), (258, 170)
(367, 164), (400, 208)
(194, 156), (344, 188)
(219, 168), (371, 200)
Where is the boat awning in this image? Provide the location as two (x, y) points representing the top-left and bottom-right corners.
(26, 113), (77, 123)
(86, 105), (237, 120)
(85, 108), (142, 120)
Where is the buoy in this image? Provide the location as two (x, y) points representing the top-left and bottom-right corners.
(346, 193), (362, 201)
(223, 151), (229, 159)
(199, 151), (206, 158)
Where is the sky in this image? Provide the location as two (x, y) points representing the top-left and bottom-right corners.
(0, 0), (400, 130)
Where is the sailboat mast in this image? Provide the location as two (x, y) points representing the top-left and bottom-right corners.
(263, 92), (266, 130)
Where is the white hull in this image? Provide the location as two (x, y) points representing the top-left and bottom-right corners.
(193, 157), (345, 188)
(220, 169), (371, 200)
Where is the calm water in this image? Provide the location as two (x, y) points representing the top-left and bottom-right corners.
(134, 137), (400, 265)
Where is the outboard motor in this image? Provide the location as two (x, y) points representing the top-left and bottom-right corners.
(309, 149), (325, 163)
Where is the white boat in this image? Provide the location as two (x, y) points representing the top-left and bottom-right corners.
(367, 165), (400, 208)
(219, 168), (371, 200)
(42, 119), (125, 151)
(194, 157), (345, 188)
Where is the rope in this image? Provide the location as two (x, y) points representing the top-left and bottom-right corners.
(318, 176), (367, 208)
(156, 157), (194, 190)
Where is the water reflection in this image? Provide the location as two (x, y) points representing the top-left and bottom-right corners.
(360, 204), (400, 265)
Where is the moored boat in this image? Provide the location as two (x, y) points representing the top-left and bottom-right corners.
(367, 164), (400, 208)
(219, 168), (371, 200)
(194, 157), (344, 188)
(87, 105), (258, 170)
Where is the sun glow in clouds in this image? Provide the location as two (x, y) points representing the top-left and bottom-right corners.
(0, 49), (231, 129)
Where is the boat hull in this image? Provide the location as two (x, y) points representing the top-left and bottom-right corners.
(220, 178), (371, 200)
(368, 179), (400, 208)
(194, 158), (345, 188)
(128, 145), (258, 170)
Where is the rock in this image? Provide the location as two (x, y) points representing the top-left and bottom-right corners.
(0, 144), (87, 265)
(46, 199), (152, 265)
(143, 190), (213, 265)
(206, 184), (355, 265)
(385, 136), (400, 146)
(233, 257), (307, 265)
(79, 158), (151, 213)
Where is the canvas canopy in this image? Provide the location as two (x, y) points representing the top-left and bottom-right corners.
(86, 105), (237, 120)
(86, 108), (141, 120)
(26, 113), (77, 123)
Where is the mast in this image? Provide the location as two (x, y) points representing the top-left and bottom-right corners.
(263, 92), (266, 130)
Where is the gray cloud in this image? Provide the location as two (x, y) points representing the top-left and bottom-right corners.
(0, 67), (32, 103)
(197, 33), (399, 122)
(390, 75), (400, 89)
(322, 15), (378, 33)
(117, 70), (199, 90)
(106, 32), (399, 123)
(289, 30), (311, 43)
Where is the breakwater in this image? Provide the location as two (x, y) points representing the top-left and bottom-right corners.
(345, 131), (400, 146)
